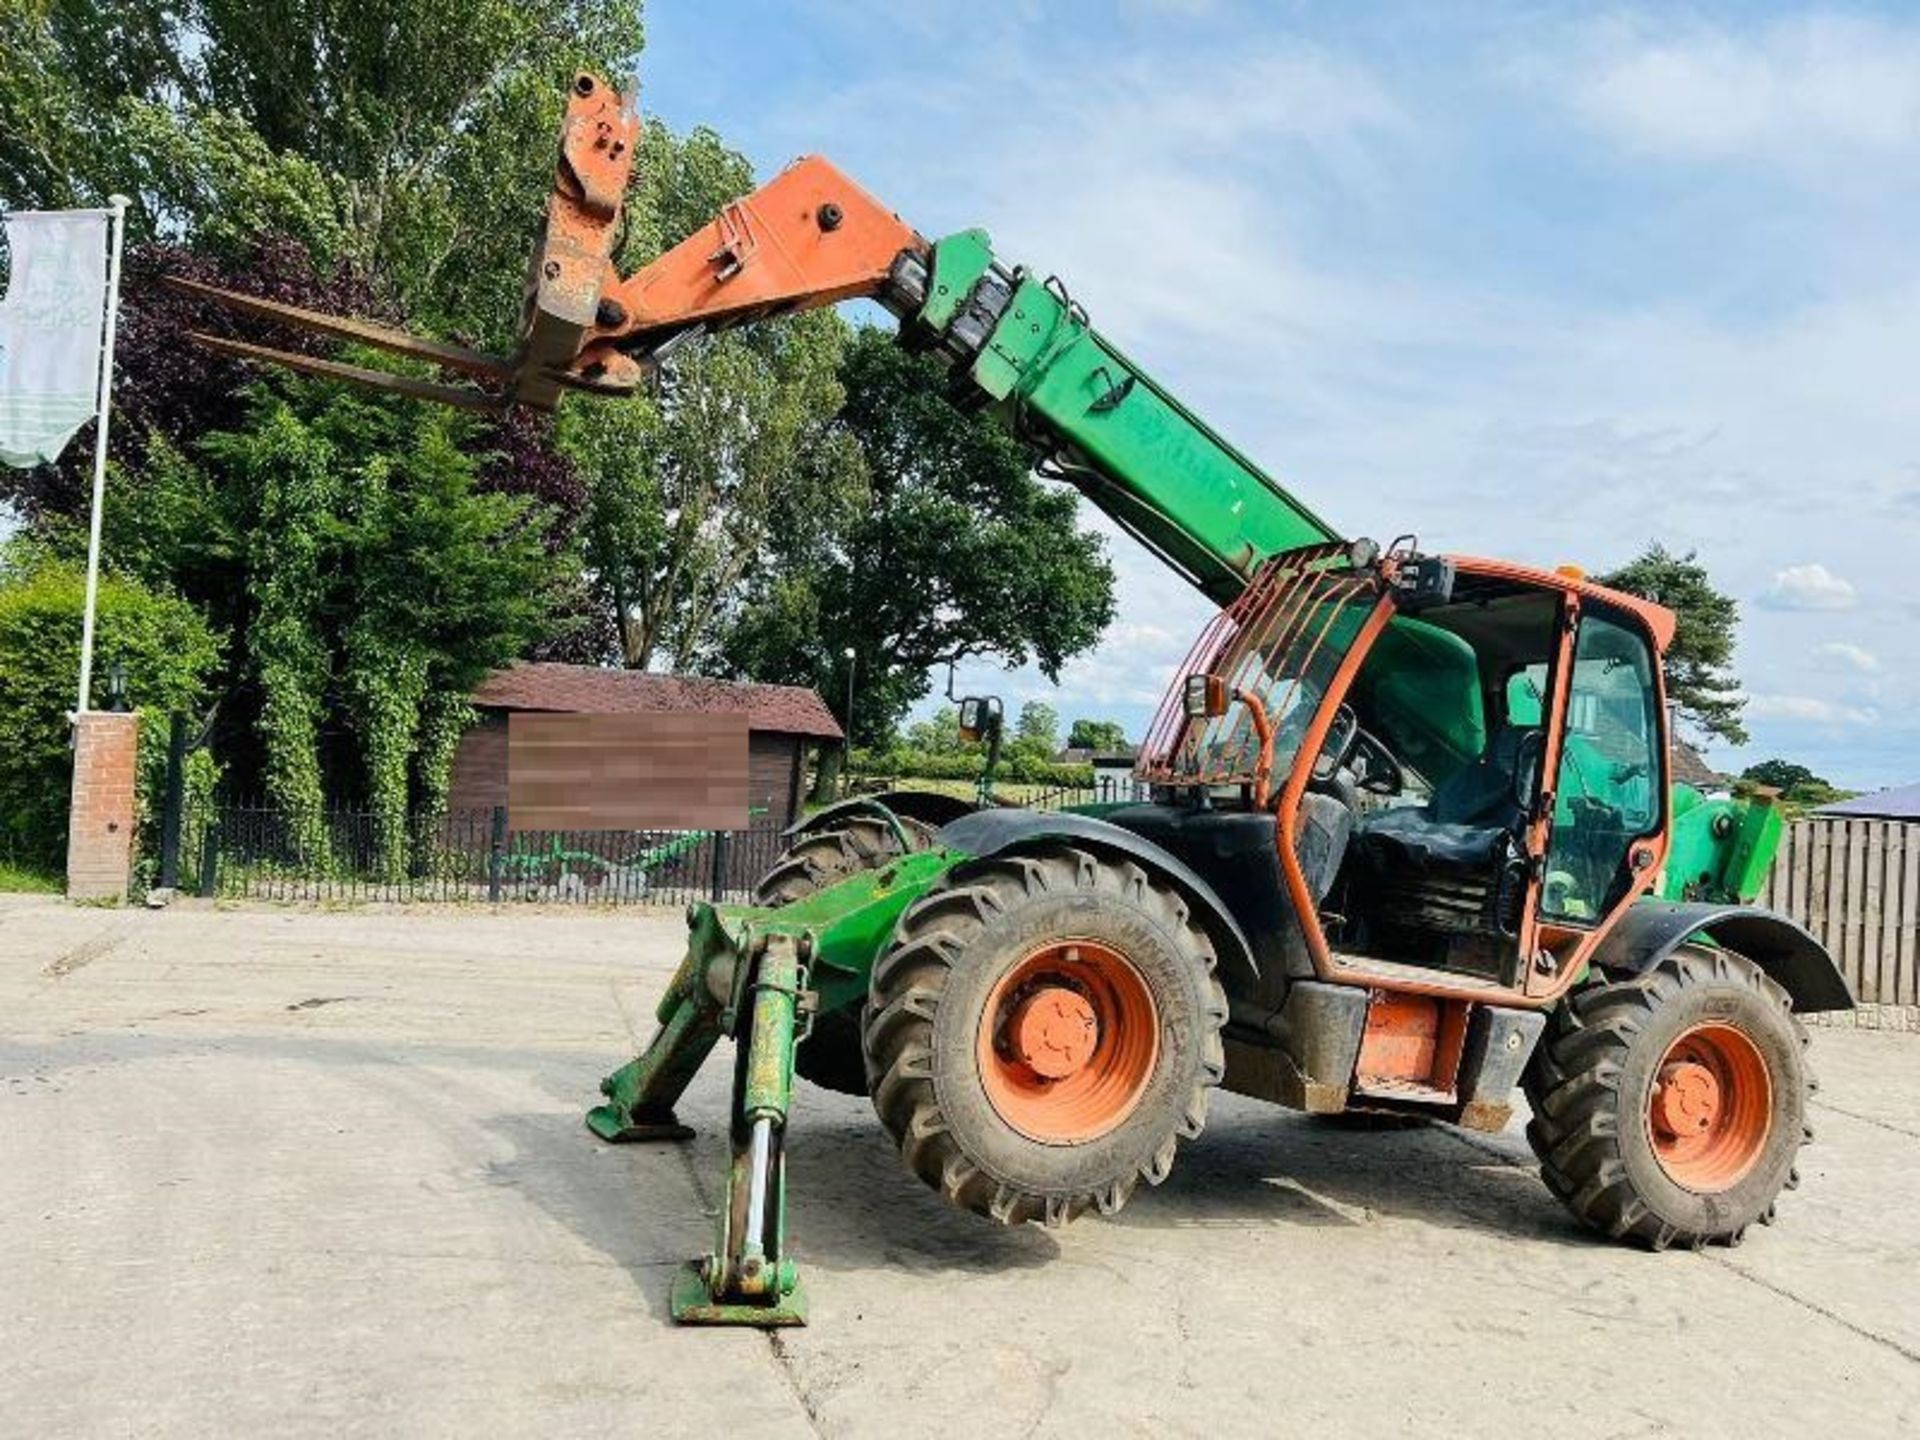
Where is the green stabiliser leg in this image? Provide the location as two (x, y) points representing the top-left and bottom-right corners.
(670, 931), (808, 1326)
(586, 903), (809, 1326)
(586, 903), (736, 1142)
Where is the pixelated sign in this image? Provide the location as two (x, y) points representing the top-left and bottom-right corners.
(507, 711), (750, 830)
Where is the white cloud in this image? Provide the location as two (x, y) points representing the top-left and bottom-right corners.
(1814, 640), (1880, 673)
(1570, 15), (1920, 164)
(1744, 693), (1877, 726)
(1760, 563), (1857, 611)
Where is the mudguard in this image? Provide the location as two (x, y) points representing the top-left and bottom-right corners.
(784, 789), (983, 839)
(936, 808), (1260, 984)
(1585, 900), (1854, 1013)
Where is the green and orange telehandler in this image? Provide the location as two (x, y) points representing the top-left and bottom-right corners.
(183, 71), (1851, 1326)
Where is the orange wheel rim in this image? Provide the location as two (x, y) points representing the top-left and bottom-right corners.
(977, 940), (1159, 1144)
(1646, 1022), (1773, 1192)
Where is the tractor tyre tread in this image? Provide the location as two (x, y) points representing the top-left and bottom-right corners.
(752, 815), (938, 909)
(752, 813), (938, 1094)
(864, 843), (1226, 1228)
(1523, 944), (1810, 1251)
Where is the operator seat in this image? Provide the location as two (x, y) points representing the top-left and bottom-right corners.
(1352, 725), (1538, 874)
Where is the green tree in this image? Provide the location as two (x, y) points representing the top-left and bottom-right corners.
(0, 0), (646, 847)
(192, 383), (565, 863)
(1598, 544), (1747, 745)
(1, 0), (643, 337)
(0, 542), (222, 869)
(719, 327), (1116, 760)
(1014, 701), (1060, 754)
(565, 310), (864, 672)
(1741, 759), (1822, 792)
(1068, 718), (1129, 752)
(1739, 758), (1854, 814)
(903, 705), (967, 757)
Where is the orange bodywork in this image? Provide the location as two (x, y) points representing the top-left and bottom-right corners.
(517, 74), (644, 408)
(1355, 992), (1473, 1092)
(1232, 686), (1276, 808)
(1148, 548), (1682, 1014)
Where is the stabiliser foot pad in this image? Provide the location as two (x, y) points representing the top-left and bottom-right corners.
(585, 1104), (696, 1143)
(669, 1262), (808, 1327)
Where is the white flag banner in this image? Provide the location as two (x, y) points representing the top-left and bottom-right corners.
(0, 210), (111, 469)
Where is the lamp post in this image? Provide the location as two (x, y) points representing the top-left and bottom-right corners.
(104, 658), (129, 713)
(842, 647), (857, 793)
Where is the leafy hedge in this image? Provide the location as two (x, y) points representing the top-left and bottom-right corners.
(0, 553), (221, 869)
(850, 745), (1095, 788)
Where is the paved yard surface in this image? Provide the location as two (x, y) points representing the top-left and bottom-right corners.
(3, 894), (1917, 1437)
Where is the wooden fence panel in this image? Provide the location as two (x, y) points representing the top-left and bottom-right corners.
(1762, 818), (1920, 1009)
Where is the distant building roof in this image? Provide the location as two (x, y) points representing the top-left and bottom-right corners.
(472, 662), (843, 741)
(1058, 744), (1139, 765)
(1670, 738), (1722, 790)
(1814, 783), (1920, 821)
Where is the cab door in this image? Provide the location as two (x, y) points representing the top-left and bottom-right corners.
(1536, 605), (1667, 933)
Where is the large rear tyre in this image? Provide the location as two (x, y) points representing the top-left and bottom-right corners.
(864, 843), (1227, 1226)
(753, 813), (938, 1094)
(1524, 945), (1812, 1249)
(752, 813), (938, 908)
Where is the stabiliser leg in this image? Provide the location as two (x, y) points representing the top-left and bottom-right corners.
(586, 904), (736, 1142)
(671, 932), (809, 1325)
(587, 903), (810, 1325)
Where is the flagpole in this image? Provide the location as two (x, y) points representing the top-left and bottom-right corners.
(75, 193), (129, 715)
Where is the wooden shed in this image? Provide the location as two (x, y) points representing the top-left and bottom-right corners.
(448, 663), (843, 831)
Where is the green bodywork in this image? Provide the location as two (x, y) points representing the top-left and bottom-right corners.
(1663, 784), (1785, 905)
(905, 227), (1776, 892)
(915, 234), (1338, 606)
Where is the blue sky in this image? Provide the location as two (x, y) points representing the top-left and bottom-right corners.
(642, 1), (1920, 789)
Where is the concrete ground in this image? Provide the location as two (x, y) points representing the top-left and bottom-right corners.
(3, 895), (1917, 1438)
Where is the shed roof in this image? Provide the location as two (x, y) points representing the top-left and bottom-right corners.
(1814, 783), (1920, 821)
(472, 662), (843, 740)
(1669, 738), (1722, 791)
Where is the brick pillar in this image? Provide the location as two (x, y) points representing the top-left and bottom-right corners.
(66, 710), (140, 901)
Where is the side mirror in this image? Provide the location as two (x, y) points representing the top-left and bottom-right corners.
(1183, 673), (1228, 720)
(958, 696), (1000, 743)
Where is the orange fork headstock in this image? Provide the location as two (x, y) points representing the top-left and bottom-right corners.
(169, 72), (926, 413)
(515, 72), (642, 408)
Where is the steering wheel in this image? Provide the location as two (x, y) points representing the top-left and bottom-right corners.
(1347, 728), (1405, 796)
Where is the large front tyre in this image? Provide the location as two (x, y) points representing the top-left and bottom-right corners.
(1524, 945), (1812, 1250)
(754, 813), (938, 1095)
(864, 844), (1228, 1226)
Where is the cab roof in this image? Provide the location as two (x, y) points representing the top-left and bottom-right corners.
(1443, 555), (1679, 652)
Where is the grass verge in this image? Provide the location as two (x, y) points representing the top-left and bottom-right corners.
(0, 860), (61, 893)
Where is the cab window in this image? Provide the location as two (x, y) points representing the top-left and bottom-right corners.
(1541, 611), (1662, 922)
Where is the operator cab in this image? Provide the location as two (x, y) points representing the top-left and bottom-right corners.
(1329, 573), (1562, 983)
(1129, 542), (1671, 997)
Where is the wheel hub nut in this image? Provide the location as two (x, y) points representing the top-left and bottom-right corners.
(1011, 987), (1098, 1079)
(1654, 1060), (1720, 1137)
